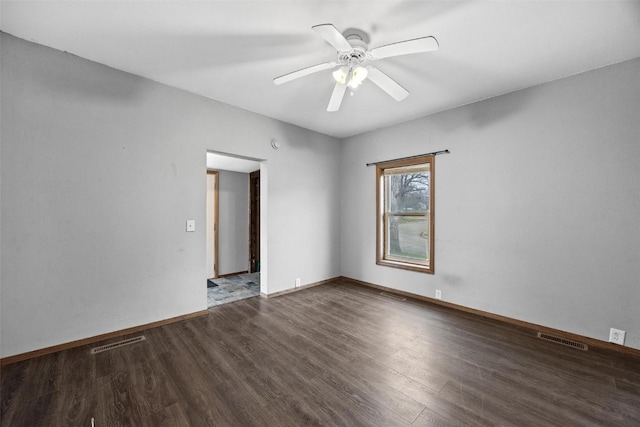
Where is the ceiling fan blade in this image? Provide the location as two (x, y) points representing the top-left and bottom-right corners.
(370, 36), (439, 60)
(366, 67), (409, 101)
(273, 61), (337, 85)
(312, 24), (353, 53)
(327, 83), (348, 112)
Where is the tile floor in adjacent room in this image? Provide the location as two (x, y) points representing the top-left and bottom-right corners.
(207, 272), (260, 308)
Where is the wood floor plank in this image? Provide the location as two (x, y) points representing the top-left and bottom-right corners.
(155, 343), (244, 426)
(229, 301), (414, 426)
(149, 402), (190, 426)
(0, 361), (27, 418)
(2, 280), (640, 426)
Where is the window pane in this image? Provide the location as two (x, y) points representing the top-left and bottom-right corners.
(384, 171), (430, 214)
(386, 215), (429, 262)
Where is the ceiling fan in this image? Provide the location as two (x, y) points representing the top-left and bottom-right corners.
(273, 24), (439, 112)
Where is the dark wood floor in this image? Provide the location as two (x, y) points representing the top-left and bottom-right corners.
(2, 280), (640, 426)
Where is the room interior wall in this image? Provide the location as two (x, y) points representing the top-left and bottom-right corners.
(216, 170), (250, 276)
(2, 30), (637, 358)
(340, 58), (640, 350)
(0, 33), (341, 358)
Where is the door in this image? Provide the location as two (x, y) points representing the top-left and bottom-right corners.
(249, 170), (260, 273)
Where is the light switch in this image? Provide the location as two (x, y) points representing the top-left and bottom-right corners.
(186, 220), (195, 232)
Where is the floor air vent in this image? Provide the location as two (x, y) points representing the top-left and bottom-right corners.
(91, 336), (146, 354)
(537, 332), (587, 351)
(380, 292), (406, 301)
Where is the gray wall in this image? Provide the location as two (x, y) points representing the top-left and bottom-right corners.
(217, 170), (249, 275)
(0, 33), (342, 358)
(340, 58), (640, 350)
(2, 32), (638, 357)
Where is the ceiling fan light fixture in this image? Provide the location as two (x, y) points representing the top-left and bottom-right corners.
(348, 66), (368, 88)
(333, 66), (349, 85)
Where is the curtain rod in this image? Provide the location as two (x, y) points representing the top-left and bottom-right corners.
(365, 149), (450, 167)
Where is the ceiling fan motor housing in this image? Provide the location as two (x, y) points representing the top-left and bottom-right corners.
(338, 28), (371, 66)
(342, 28), (370, 44)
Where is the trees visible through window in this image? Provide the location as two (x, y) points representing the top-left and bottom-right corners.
(376, 155), (434, 273)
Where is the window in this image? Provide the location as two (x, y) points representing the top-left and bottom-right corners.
(376, 155), (434, 273)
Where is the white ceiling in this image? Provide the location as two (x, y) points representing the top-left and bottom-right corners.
(2, 1), (640, 138)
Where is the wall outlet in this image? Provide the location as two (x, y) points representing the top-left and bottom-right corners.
(609, 328), (626, 345)
(186, 219), (195, 232)
(295, 278), (301, 287)
(435, 289), (442, 300)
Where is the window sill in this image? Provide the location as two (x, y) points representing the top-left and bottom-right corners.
(377, 258), (433, 274)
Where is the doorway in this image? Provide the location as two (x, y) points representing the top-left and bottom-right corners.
(206, 152), (263, 307)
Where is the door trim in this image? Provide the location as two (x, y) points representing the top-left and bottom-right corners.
(207, 170), (219, 279)
(249, 170), (260, 273)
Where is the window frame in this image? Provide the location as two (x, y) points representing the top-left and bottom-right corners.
(376, 155), (435, 274)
